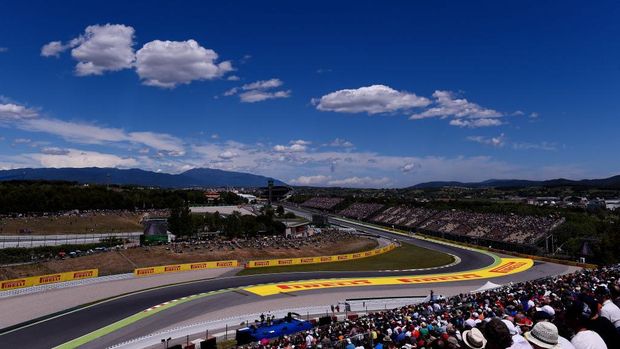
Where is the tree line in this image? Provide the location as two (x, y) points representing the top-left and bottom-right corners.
(0, 180), (246, 214)
(167, 205), (287, 238)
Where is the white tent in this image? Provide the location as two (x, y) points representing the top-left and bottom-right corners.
(473, 281), (502, 292)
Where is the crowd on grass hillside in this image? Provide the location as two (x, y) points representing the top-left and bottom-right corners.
(240, 265), (620, 349)
(169, 230), (365, 253)
(0, 208), (170, 220)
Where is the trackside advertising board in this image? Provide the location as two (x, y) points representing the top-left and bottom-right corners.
(134, 260), (239, 277)
(0, 269), (99, 291)
(246, 243), (397, 268)
(244, 258), (534, 296)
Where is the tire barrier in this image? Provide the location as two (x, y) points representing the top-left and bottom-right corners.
(133, 260), (239, 277)
(0, 269), (98, 290)
(245, 243), (398, 268)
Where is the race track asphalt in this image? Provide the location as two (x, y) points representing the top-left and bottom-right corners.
(0, 210), (533, 349)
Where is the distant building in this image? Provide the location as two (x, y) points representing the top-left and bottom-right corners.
(142, 218), (175, 244)
(204, 191), (221, 202)
(605, 199), (620, 211)
(237, 193), (258, 203)
(278, 219), (310, 237)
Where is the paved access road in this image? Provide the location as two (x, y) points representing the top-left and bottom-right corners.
(0, 209), (520, 348)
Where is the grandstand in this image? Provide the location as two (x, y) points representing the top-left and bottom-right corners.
(311, 201), (564, 247)
(372, 206), (438, 227)
(418, 211), (563, 244)
(338, 203), (384, 220)
(301, 197), (344, 210)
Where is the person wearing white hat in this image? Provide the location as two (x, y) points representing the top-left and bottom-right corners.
(463, 328), (487, 349)
(524, 322), (561, 349)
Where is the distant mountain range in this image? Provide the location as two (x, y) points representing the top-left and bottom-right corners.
(410, 175), (620, 189)
(0, 167), (286, 188)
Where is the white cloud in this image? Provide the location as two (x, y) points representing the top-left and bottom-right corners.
(40, 41), (67, 57)
(225, 78), (291, 103)
(0, 103), (39, 121)
(135, 39), (233, 88)
(242, 78), (283, 90)
(289, 175), (330, 186)
(327, 176), (390, 187)
(273, 139), (310, 153)
(290, 139), (311, 146)
(411, 90), (502, 120)
(401, 162), (420, 173)
(30, 149), (138, 168)
(410, 90), (505, 128)
(529, 112), (539, 118)
(42, 24), (136, 76)
(240, 54), (252, 64)
(273, 143), (306, 152)
(127, 131), (185, 156)
(42, 24), (232, 87)
(467, 133), (506, 147)
(223, 87), (239, 96)
(313, 85), (430, 115)
(239, 89), (290, 103)
(12, 138), (31, 144)
(1, 100), (185, 154)
(227, 75), (240, 81)
(218, 150), (238, 159)
(512, 141), (557, 151)
(326, 138), (354, 148)
(40, 147), (70, 155)
(0, 47), (7, 53)
(72, 24), (135, 76)
(449, 118), (503, 128)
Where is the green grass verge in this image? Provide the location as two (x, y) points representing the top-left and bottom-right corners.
(236, 243), (455, 276)
(217, 339), (238, 349)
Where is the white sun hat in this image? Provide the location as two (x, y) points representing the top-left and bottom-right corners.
(524, 322), (560, 349)
(462, 328), (487, 349)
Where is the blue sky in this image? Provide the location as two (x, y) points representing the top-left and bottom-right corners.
(0, 0), (619, 187)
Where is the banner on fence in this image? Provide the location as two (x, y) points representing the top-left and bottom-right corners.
(134, 260), (239, 277)
(245, 243), (397, 268)
(0, 269), (98, 291)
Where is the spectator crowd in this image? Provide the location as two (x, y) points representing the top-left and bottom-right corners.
(339, 204), (385, 220)
(302, 198), (345, 210)
(170, 229), (364, 253)
(239, 265), (620, 349)
(305, 200), (563, 245)
(418, 211), (563, 244)
(373, 207), (438, 228)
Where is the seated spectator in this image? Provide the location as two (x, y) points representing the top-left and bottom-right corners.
(463, 328), (487, 349)
(524, 322), (560, 349)
(566, 300), (608, 349)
